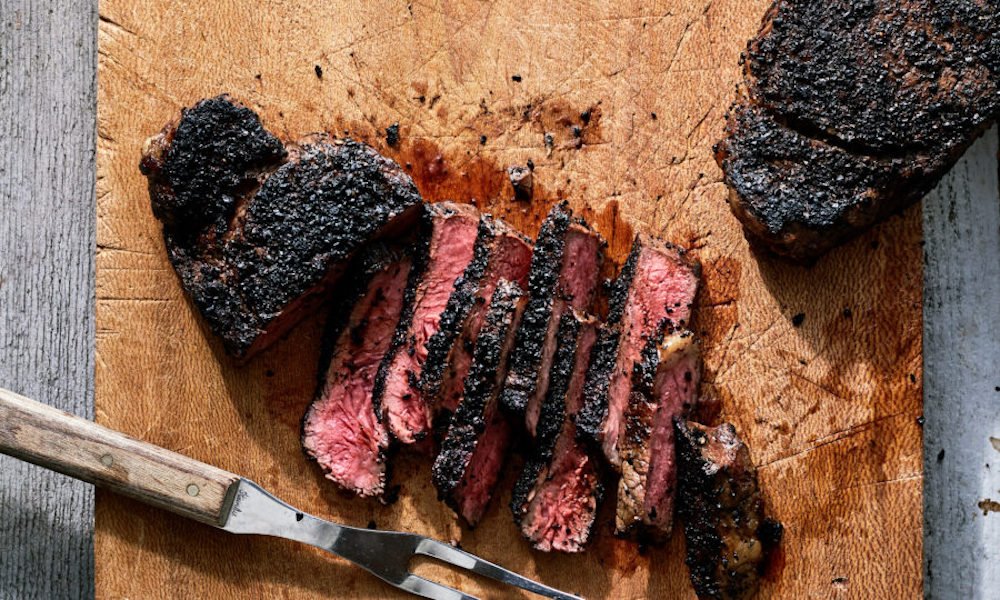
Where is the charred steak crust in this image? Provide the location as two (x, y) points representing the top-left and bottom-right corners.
(140, 95), (287, 229)
(301, 244), (407, 497)
(140, 95), (423, 358)
(499, 203), (572, 417)
(431, 281), (523, 516)
(419, 215), (497, 403)
(573, 325), (620, 443)
(745, 0), (999, 153)
(718, 0), (1000, 261)
(510, 312), (581, 523)
(676, 420), (782, 600)
(573, 233), (643, 442)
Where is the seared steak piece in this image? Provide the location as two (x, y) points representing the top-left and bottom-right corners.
(576, 234), (700, 468)
(140, 95), (422, 358)
(616, 330), (699, 539)
(499, 203), (604, 436)
(373, 202), (481, 444)
(432, 281), (524, 526)
(422, 216), (533, 417)
(301, 245), (411, 498)
(718, 0), (1000, 261)
(676, 420), (783, 600)
(511, 311), (602, 553)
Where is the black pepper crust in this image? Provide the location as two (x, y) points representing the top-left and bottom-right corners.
(675, 420), (782, 600)
(717, 0), (1000, 262)
(300, 244), (408, 499)
(419, 214), (497, 402)
(717, 101), (966, 262)
(746, 0), (999, 153)
(510, 312), (580, 523)
(431, 281), (523, 506)
(498, 203), (572, 417)
(573, 325), (620, 444)
(140, 95), (423, 358)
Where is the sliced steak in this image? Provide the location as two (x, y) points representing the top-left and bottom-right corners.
(140, 95), (422, 358)
(301, 245), (410, 498)
(576, 234), (700, 468)
(432, 281), (524, 526)
(676, 420), (783, 600)
(616, 330), (699, 539)
(422, 216), (533, 417)
(499, 203), (604, 436)
(511, 311), (602, 553)
(373, 202), (481, 444)
(718, 0), (1000, 261)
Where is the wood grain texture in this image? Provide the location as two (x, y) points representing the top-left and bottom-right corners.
(923, 128), (1000, 599)
(0, 388), (240, 526)
(95, 1), (923, 598)
(0, 1), (96, 598)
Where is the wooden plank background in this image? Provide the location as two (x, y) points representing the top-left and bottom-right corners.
(0, 1), (96, 598)
(0, 0), (998, 598)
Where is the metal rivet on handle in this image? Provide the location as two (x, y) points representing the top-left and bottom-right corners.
(186, 484), (200, 497)
(100, 454), (113, 467)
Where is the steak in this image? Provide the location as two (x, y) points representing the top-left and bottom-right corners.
(301, 245), (410, 498)
(510, 310), (603, 553)
(676, 420), (783, 600)
(717, 0), (1000, 261)
(373, 202), (481, 444)
(616, 330), (700, 539)
(576, 234), (700, 468)
(421, 216), (533, 417)
(499, 203), (604, 437)
(140, 95), (422, 358)
(432, 281), (524, 526)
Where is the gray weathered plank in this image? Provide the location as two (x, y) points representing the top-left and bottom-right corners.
(0, 1), (96, 598)
(923, 127), (1000, 599)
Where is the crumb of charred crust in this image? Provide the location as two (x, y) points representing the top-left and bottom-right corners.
(650, 112), (657, 120)
(937, 448), (945, 462)
(580, 110), (592, 125)
(381, 485), (401, 505)
(366, 520), (378, 530)
(916, 415), (925, 427)
(314, 65), (323, 79)
(842, 307), (852, 318)
(791, 312), (805, 327)
(386, 123), (401, 148)
(479, 134), (487, 145)
(508, 165), (534, 202)
(512, 74), (522, 82)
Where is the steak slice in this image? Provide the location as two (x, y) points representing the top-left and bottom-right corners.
(140, 95), (422, 358)
(576, 234), (700, 468)
(301, 245), (410, 498)
(511, 311), (603, 553)
(616, 330), (699, 539)
(432, 281), (524, 526)
(676, 420), (783, 600)
(499, 202), (604, 437)
(422, 216), (533, 417)
(373, 202), (481, 444)
(717, 0), (1000, 261)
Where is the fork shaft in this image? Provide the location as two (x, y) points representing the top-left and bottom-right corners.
(0, 387), (240, 526)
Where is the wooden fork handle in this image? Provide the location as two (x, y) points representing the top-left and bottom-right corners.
(0, 387), (240, 526)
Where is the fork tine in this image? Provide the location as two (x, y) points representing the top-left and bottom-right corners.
(415, 539), (584, 600)
(397, 573), (479, 600)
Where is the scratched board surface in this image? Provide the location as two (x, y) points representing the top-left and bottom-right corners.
(95, 1), (923, 597)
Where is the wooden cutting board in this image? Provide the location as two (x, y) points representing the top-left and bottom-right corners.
(95, 1), (923, 597)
